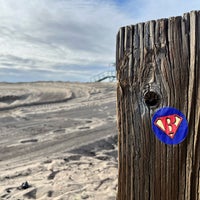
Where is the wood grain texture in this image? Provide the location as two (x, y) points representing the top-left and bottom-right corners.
(116, 11), (200, 200)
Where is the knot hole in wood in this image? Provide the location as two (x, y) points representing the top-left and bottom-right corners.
(144, 91), (160, 107)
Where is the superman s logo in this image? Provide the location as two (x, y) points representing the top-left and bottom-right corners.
(154, 114), (183, 139)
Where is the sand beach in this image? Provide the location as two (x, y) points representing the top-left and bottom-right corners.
(0, 82), (117, 200)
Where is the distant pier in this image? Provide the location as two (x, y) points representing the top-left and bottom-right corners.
(90, 70), (116, 82)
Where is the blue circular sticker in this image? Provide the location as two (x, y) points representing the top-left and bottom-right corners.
(152, 107), (188, 145)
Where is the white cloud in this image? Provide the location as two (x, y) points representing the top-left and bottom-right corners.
(0, 0), (199, 82)
(0, 0), (134, 82)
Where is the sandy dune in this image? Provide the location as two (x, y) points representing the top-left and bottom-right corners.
(0, 82), (117, 200)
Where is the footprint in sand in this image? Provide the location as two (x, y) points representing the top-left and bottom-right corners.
(63, 155), (81, 162)
(85, 120), (92, 123)
(78, 126), (90, 130)
(53, 129), (65, 134)
(20, 139), (38, 143)
(47, 170), (59, 180)
(1, 187), (15, 199)
(96, 155), (111, 161)
(47, 190), (54, 197)
(23, 189), (37, 199)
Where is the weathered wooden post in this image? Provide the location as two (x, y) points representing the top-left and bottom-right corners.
(116, 10), (200, 200)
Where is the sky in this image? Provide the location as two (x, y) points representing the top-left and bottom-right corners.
(0, 0), (199, 82)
